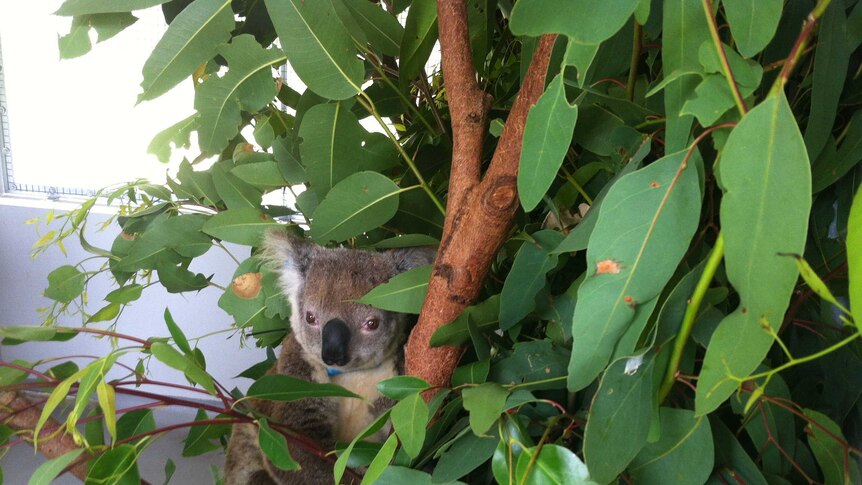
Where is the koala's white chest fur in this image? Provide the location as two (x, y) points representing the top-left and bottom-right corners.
(330, 359), (397, 443)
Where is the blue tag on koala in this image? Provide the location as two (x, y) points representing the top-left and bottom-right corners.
(326, 367), (344, 376)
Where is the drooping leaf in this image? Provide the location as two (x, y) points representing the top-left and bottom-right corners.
(696, 93), (811, 415)
(629, 408), (714, 485)
(399, 0), (438, 83)
(258, 418), (300, 471)
(518, 74), (579, 211)
(722, 0), (782, 58)
(583, 354), (655, 484)
(150, 342), (216, 393)
(298, 102), (368, 199)
(359, 264), (431, 314)
(340, 0), (404, 57)
(849, 185), (862, 328)
(803, 0), (849, 160)
(310, 171), (402, 244)
(568, 149), (701, 391)
(195, 35), (285, 154)
(662, 0), (711, 151)
(164, 308), (192, 355)
(138, 0), (234, 102)
(247, 375), (360, 401)
(104, 284), (144, 305)
(390, 392), (428, 459)
(510, 0), (638, 44)
(361, 434), (398, 485)
(500, 231), (564, 330)
(264, 0), (363, 100)
(803, 409), (860, 485)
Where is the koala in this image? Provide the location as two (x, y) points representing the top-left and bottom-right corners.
(224, 230), (435, 485)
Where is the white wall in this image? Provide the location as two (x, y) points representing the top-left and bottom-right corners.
(0, 199), (269, 398)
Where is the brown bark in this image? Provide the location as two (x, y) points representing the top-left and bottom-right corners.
(0, 391), (89, 481)
(405, 0), (557, 391)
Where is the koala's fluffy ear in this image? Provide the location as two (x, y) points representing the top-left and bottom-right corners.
(262, 229), (317, 297)
(387, 246), (437, 274)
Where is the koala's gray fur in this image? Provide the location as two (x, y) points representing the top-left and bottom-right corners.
(224, 230), (435, 485)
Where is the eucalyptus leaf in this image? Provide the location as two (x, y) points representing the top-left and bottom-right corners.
(310, 171), (402, 244)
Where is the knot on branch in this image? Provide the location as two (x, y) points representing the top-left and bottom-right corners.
(435, 263), (475, 302)
(482, 176), (519, 217)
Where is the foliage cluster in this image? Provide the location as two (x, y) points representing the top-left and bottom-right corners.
(2, 0), (862, 484)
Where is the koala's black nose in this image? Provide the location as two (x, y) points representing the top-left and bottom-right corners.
(321, 319), (351, 366)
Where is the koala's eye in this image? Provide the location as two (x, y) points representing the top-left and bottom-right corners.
(362, 318), (380, 331)
(305, 311), (317, 325)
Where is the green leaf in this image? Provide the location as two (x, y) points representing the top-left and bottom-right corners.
(710, 419), (768, 485)
(568, 149), (701, 391)
(500, 231), (564, 330)
(377, 376), (431, 400)
(211, 163), (263, 209)
(138, 0), (234, 102)
(44, 265), (86, 303)
(298, 102), (368, 198)
(662, 0), (710, 151)
(96, 381), (117, 442)
(583, 354), (654, 484)
(377, 466), (466, 485)
(231, 161), (287, 189)
(629, 408), (713, 485)
(195, 35), (285, 153)
(452, 360), (490, 387)
(803, 0), (849, 159)
(201, 208), (276, 246)
(341, 0), (404, 57)
(518, 74), (579, 211)
(785, 255), (851, 316)
(510, 0), (637, 44)
(430, 295), (500, 346)
(515, 444), (597, 485)
(722, 0), (782, 58)
(390, 393), (428, 459)
(812, 110), (862, 193)
(85, 444), (140, 485)
(247, 375), (360, 401)
(87, 302), (121, 323)
(489, 340), (569, 391)
(28, 450), (85, 485)
(58, 16), (92, 59)
(563, 38), (599, 87)
(164, 308), (192, 355)
(372, 234), (440, 249)
(116, 409), (156, 441)
(849, 186), (862, 328)
(156, 261), (210, 293)
(115, 214), (212, 271)
(462, 382), (510, 436)
(359, 264), (431, 314)
(105, 284), (143, 304)
(150, 342), (216, 393)
(264, 0), (363, 100)
(56, 0), (168, 15)
(148, 115), (197, 163)
(0, 326), (76, 344)
(399, 0), (438, 83)
(258, 419), (300, 471)
(334, 411), (392, 484)
(361, 434), (398, 485)
(696, 93), (811, 415)
(183, 409), (229, 457)
(310, 171), (402, 244)
(432, 428), (499, 483)
(804, 409), (860, 485)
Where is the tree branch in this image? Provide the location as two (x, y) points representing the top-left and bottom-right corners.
(0, 391), (89, 481)
(406, 0), (557, 392)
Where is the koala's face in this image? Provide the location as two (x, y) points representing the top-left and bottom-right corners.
(265, 231), (435, 371)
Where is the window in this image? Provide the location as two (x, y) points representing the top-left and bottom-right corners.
(0, 2), (194, 199)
